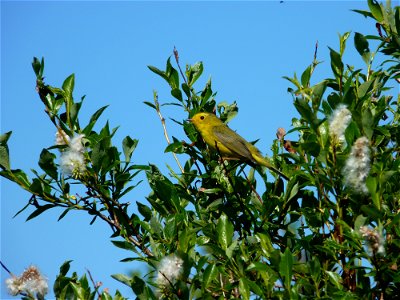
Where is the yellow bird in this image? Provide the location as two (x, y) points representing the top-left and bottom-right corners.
(189, 112), (287, 179)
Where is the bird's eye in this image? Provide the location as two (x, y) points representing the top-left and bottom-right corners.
(200, 115), (205, 120)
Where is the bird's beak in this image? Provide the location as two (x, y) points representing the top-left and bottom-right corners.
(187, 118), (193, 123)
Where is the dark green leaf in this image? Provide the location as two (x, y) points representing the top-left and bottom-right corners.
(396, 7), (400, 38)
(301, 65), (312, 87)
(26, 204), (55, 221)
(279, 248), (293, 290)
(164, 139), (185, 154)
(354, 32), (370, 56)
(39, 148), (58, 179)
(137, 201), (152, 221)
(329, 47), (344, 77)
(182, 83), (191, 98)
(171, 88), (183, 101)
(0, 131), (12, 170)
(143, 101), (156, 110)
(147, 65), (167, 81)
(111, 240), (136, 252)
(58, 208), (71, 221)
(354, 32), (371, 64)
(352, 9), (373, 19)
(32, 57), (43, 78)
(166, 57), (179, 89)
(82, 105), (108, 135)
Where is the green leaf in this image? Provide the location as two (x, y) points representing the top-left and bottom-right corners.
(329, 47), (344, 77)
(58, 208), (71, 221)
(171, 88), (183, 101)
(354, 32), (370, 63)
(354, 214), (367, 231)
(62, 74), (75, 97)
(111, 240), (136, 252)
(0, 131), (12, 170)
(32, 57), (44, 78)
(181, 83), (191, 98)
(368, 0), (383, 22)
(82, 105), (108, 135)
(111, 273), (131, 287)
(396, 7), (400, 38)
(217, 213), (233, 251)
(362, 107), (374, 140)
(26, 204), (55, 221)
(137, 201), (152, 221)
(70, 281), (87, 299)
(147, 65), (167, 81)
(166, 57), (179, 89)
(311, 81), (327, 110)
(143, 101), (156, 110)
(130, 275), (146, 297)
(279, 248), (293, 290)
(301, 65), (312, 87)
(203, 264), (218, 289)
(339, 32), (351, 56)
(164, 139), (185, 154)
(59, 260), (72, 276)
(70, 100), (83, 127)
(352, 9), (373, 19)
(122, 136), (138, 163)
(357, 79), (373, 99)
(239, 278), (250, 300)
(38, 148), (58, 179)
(309, 256), (321, 283)
(187, 61), (203, 86)
(325, 271), (342, 289)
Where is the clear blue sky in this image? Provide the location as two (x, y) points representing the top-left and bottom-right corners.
(1, 0), (378, 298)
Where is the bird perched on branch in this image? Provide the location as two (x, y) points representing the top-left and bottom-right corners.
(189, 112), (288, 179)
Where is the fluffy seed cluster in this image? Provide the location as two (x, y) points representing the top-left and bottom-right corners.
(60, 134), (86, 178)
(55, 129), (70, 146)
(359, 226), (385, 255)
(342, 137), (371, 194)
(156, 254), (184, 288)
(329, 104), (352, 144)
(6, 266), (48, 297)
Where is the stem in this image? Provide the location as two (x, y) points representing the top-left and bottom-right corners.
(0, 261), (13, 276)
(173, 47), (188, 85)
(86, 268), (102, 298)
(153, 91), (185, 174)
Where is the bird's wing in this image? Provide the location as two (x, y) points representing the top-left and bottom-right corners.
(212, 125), (253, 160)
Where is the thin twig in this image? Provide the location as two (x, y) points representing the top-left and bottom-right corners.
(173, 46), (188, 85)
(86, 268), (102, 299)
(94, 210), (153, 257)
(0, 261), (13, 276)
(153, 92), (185, 174)
(241, 169), (263, 204)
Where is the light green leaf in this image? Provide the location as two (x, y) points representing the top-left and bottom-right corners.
(239, 278), (250, 300)
(203, 264), (218, 288)
(217, 213), (233, 251)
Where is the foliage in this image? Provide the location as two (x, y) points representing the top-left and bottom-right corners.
(1, 1), (400, 299)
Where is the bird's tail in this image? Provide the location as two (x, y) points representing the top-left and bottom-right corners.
(253, 153), (288, 180)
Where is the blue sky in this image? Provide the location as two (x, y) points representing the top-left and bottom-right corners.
(1, 0), (380, 298)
